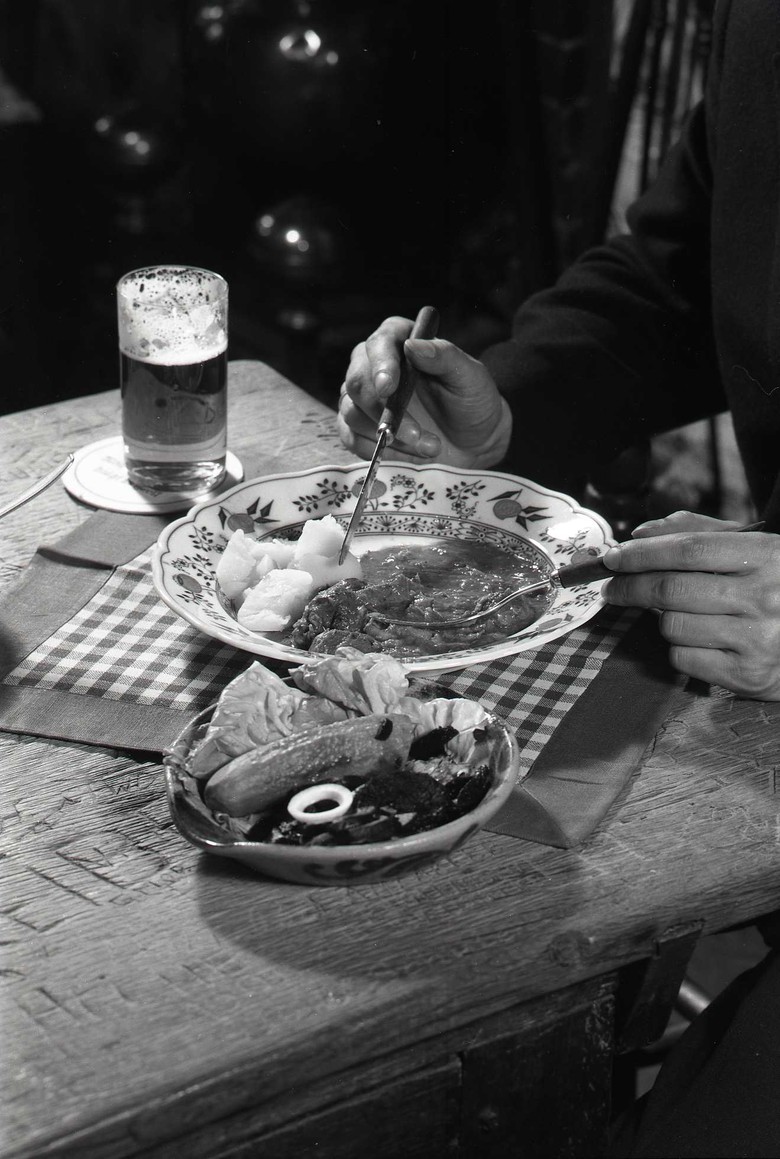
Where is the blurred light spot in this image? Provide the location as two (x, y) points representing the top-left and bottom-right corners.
(279, 28), (321, 58)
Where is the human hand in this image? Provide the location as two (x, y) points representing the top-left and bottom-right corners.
(337, 315), (512, 468)
(603, 510), (780, 699)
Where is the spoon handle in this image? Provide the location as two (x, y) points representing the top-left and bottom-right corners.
(377, 305), (440, 443)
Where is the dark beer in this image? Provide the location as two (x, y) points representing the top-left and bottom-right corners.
(118, 266), (228, 495)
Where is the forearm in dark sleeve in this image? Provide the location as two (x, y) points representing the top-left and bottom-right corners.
(481, 99), (725, 496)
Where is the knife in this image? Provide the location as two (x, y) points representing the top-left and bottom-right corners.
(338, 304), (440, 564)
(0, 454), (74, 520)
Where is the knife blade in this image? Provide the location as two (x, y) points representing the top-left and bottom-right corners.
(0, 454), (74, 520)
(338, 304), (440, 563)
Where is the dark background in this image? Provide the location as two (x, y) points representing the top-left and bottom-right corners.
(0, 0), (712, 418)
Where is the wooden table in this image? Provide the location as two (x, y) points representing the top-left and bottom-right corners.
(2, 361), (779, 1159)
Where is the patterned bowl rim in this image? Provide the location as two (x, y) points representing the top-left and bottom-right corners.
(151, 461), (615, 673)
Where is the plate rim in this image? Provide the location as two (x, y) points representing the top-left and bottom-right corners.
(151, 460), (615, 672)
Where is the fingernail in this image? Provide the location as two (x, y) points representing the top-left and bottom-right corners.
(416, 431), (441, 457)
(374, 370), (393, 391)
(603, 546), (621, 570)
(406, 338), (437, 358)
(631, 520), (659, 534)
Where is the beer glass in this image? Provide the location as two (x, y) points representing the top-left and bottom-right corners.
(117, 265), (228, 495)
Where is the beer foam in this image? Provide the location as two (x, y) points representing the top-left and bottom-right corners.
(117, 266), (228, 365)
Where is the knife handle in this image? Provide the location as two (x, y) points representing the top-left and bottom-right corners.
(556, 555), (613, 586)
(378, 304), (440, 442)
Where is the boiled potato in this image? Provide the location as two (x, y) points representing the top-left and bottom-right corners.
(216, 530), (275, 602)
(237, 568), (315, 632)
(291, 514), (345, 561)
(258, 538), (297, 568)
(223, 515), (363, 632)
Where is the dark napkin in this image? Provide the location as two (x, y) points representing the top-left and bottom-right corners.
(484, 610), (685, 847)
(0, 510), (170, 656)
(0, 509), (196, 750)
(0, 509), (685, 847)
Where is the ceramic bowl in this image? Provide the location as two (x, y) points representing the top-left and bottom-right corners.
(163, 706), (521, 886)
(151, 461), (614, 674)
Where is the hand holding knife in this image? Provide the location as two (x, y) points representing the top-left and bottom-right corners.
(338, 305), (440, 563)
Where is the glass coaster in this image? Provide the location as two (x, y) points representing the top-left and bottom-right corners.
(64, 436), (244, 514)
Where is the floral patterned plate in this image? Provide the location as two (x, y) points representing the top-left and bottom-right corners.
(151, 462), (615, 674)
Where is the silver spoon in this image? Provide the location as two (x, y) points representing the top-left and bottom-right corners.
(0, 454), (73, 520)
(378, 521), (766, 631)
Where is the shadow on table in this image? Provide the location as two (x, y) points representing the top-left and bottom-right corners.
(192, 839), (591, 983)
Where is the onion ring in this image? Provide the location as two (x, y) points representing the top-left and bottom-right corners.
(287, 783), (354, 825)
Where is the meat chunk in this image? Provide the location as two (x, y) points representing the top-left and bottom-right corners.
(289, 574), (420, 652)
(290, 578), (367, 648)
(309, 629), (378, 654)
(353, 575), (418, 616)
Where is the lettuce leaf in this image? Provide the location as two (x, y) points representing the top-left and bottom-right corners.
(188, 653), (489, 786)
(188, 661), (348, 777)
(394, 696), (490, 761)
(290, 649), (410, 714)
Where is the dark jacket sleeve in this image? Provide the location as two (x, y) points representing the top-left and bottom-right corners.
(482, 93), (725, 497)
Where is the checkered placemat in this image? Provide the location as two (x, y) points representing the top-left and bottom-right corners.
(1, 546), (639, 770)
(435, 603), (638, 777)
(2, 549), (248, 710)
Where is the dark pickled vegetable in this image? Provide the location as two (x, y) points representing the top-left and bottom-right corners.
(244, 757), (492, 847)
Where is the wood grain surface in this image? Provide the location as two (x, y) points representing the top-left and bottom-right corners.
(1, 362), (779, 1158)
